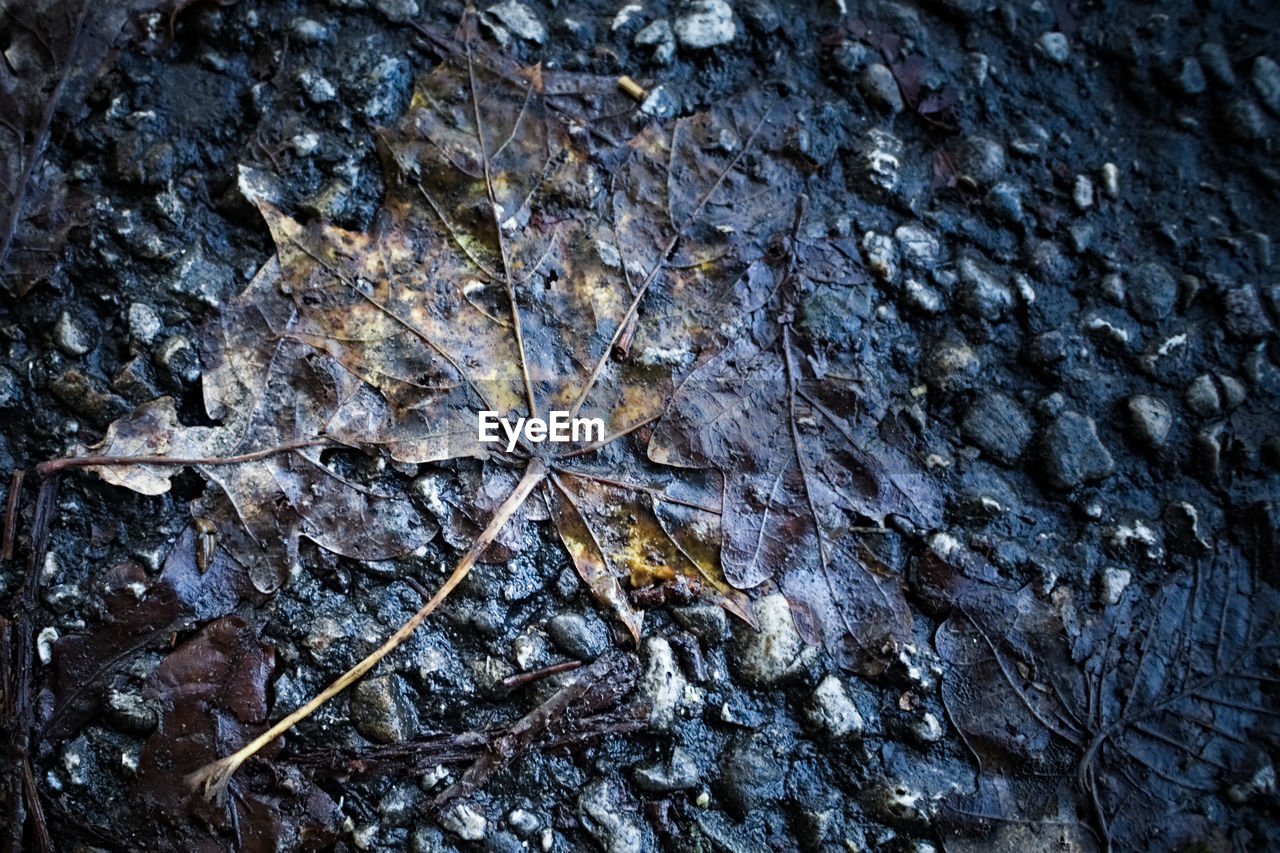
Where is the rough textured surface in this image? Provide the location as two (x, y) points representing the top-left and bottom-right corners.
(3, 0), (1278, 851)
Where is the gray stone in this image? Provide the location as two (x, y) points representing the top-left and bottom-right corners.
(672, 603), (727, 640)
(359, 56), (411, 122)
(1184, 373), (1220, 417)
(1040, 412), (1115, 489)
(1037, 32), (1069, 64)
(1218, 374), (1246, 410)
(1226, 98), (1268, 142)
(49, 369), (128, 426)
(289, 17), (331, 43)
(1194, 425), (1224, 480)
(298, 69), (337, 103)
(640, 85), (679, 118)
(169, 243), (237, 308)
(507, 808), (539, 837)
(127, 303), (163, 346)
(730, 592), (814, 685)
(739, 0), (780, 33)
(350, 674), (418, 743)
(1127, 395), (1173, 447)
(718, 733), (785, 818)
(805, 675), (864, 741)
(860, 63), (903, 113)
(961, 393), (1032, 465)
(958, 256), (1014, 320)
(104, 688), (157, 735)
(1199, 42), (1235, 86)
(486, 1), (546, 44)
(373, 0), (419, 23)
(1253, 56), (1280, 115)
(902, 277), (945, 313)
(912, 712), (944, 744)
(854, 128), (903, 197)
(1072, 174), (1094, 210)
(985, 181), (1023, 223)
(1127, 262), (1178, 322)
(862, 231), (899, 281)
(633, 746), (700, 792)
(957, 136), (1005, 186)
(833, 40), (871, 74)
(439, 803), (486, 841)
(927, 340), (980, 390)
(674, 0), (736, 49)
(154, 335), (201, 385)
(548, 611), (608, 659)
(53, 311), (94, 356)
(639, 636), (692, 730)
(0, 366), (18, 408)
(895, 222), (940, 268)
(1179, 57), (1207, 95)
(865, 778), (937, 831)
(634, 19), (675, 64)
(579, 777), (647, 853)
(1099, 567), (1131, 606)
(1222, 285), (1275, 338)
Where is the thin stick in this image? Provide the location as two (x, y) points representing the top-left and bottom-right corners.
(35, 437), (335, 478)
(501, 659), (582, 690)
(2, 470), (23, 561)
(188, 457), (546, 803)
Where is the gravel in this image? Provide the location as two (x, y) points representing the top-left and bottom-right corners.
(9, 1), (1280, 850)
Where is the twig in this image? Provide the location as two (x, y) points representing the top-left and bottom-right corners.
(5, 475), (59, 853)
(35, 437), (336, 478)
(2, 471), (23, 561)
(501, 659), (581, 690)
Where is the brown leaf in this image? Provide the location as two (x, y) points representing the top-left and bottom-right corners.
(132, 616), (341, 851)
(74, 25), (793, 634)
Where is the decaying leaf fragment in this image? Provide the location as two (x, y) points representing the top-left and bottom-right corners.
(651, 209), (944, 673)
(936, 551), (1280, 851)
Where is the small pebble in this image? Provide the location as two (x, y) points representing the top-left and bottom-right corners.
(1184, 374), (1220, 417)
(860, 63), (903, 113)
(1253, 55), (1280, 115)
(54, 311), (94, 356)
(1037, 32), (1069, 64)
(128, 303), (163, 345)
(439, 804), (487, 841)
(1073, 174), (1094, 210)
(673, 0), (736, 49)
(1099, 567), (1131, 606)
(1040, 412), (1115, 489)
(1198, 42), (1235, 86)
(805, 675), (864, 741)
(486, 0), (546, 44)
(1127, 395), (1173, 447)
(1100, 162), (1120, 197)
(1178, 57), (1207, 95)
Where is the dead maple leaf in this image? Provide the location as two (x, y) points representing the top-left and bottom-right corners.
(41, 13), (941, 800)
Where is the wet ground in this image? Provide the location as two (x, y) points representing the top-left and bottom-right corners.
(2, 0), (1279, 850)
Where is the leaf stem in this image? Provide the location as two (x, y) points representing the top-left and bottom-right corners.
(35, 438), (338, 478)
(188, 456), (547, 803)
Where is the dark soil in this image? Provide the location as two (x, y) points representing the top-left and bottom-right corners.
(2, 0), (1278, 851)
